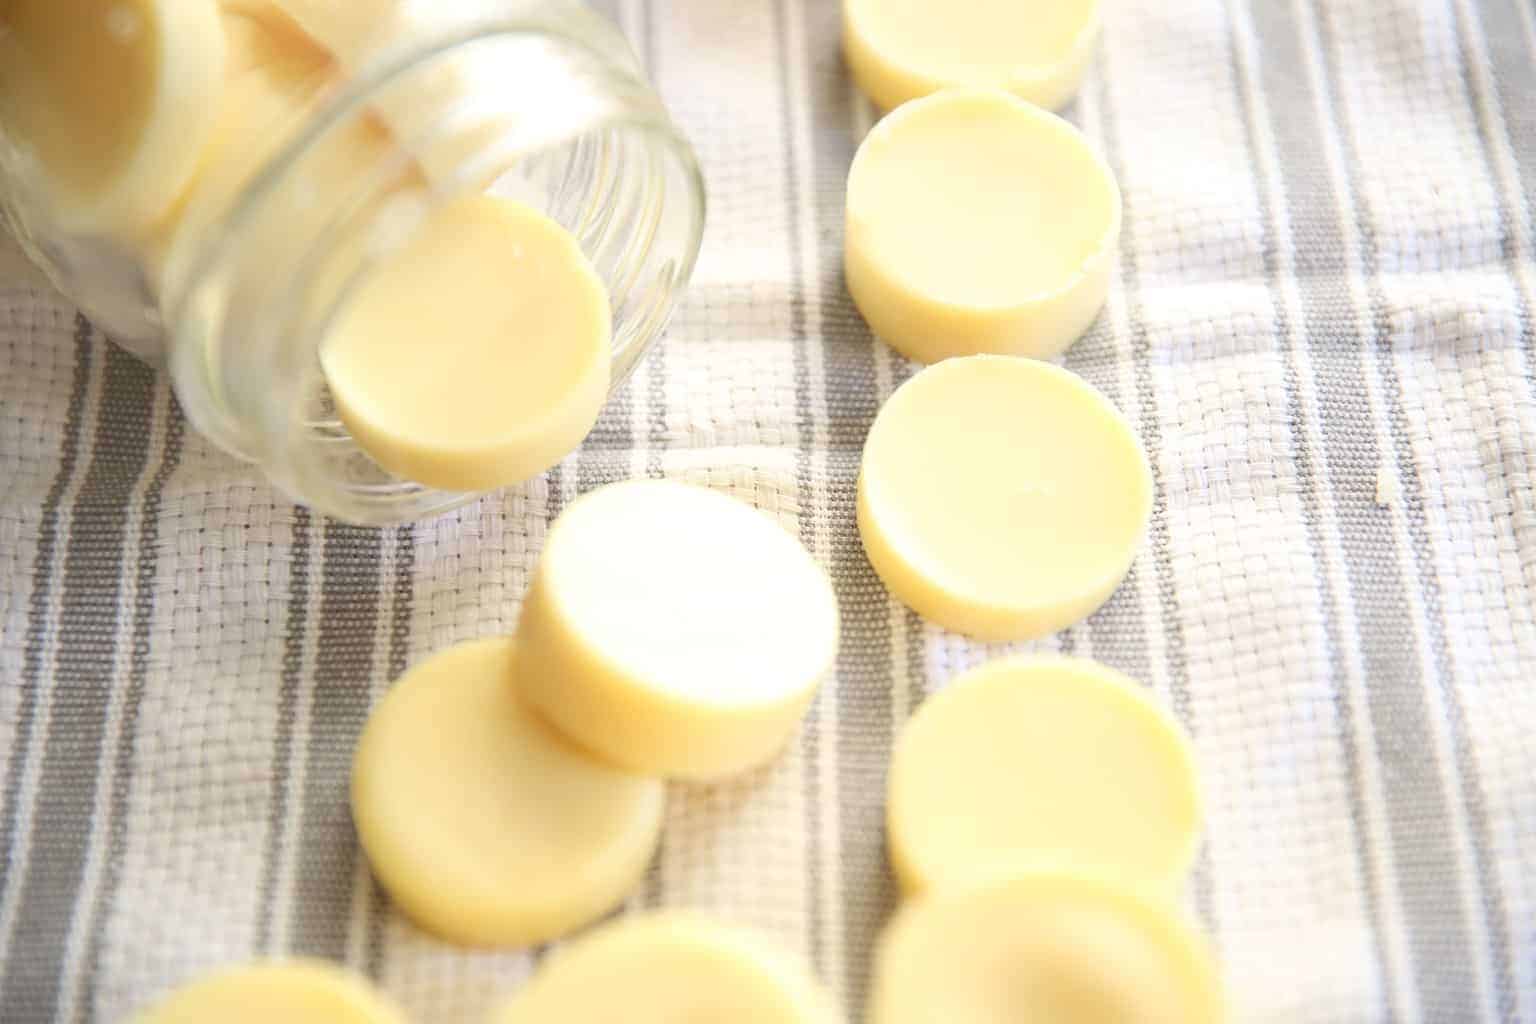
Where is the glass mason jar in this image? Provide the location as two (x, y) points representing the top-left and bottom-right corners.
(0, 0), (704, 524)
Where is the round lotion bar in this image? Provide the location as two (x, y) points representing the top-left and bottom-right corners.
(844, 0), (1100, 111)
(133, 960), (407, 1024)
(888, 656), (1202, 897)
(870, 873), (1224, 1024)
(493, 912), (840, 1024)
(858, 355), (1151, 641)
(0, 0), (226, 235)
(322, 194), (611, 492)
(351, 637), (664, 947)
(514, 480), (839, 779)
(845, 89), (1119, 364)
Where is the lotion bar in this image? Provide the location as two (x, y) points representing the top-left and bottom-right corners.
(133, 961), (407, 1024)
(888, 656), (1202, 897)
(514, 480), (838, 779)
(845, 89), (1119, 364)
(493, 912), (840, 1024)
(858, 356), (1151, 641)
(871, 873), (1224, 1024)
(351, 637), (664, 947)
(0, 0), (226, 235)
(219, 0), (554, 186)
(322, 194), (611, 492)
(143, 9), (341, 279)
(844, 0), (1099, 111)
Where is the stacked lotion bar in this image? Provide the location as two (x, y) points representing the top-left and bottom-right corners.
(0, 0), (1222, 1019)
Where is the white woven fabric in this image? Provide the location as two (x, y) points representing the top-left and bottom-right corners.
(2, 0), (1535, 1020)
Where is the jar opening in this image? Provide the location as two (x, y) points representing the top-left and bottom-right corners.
(167, 17), (704, 524)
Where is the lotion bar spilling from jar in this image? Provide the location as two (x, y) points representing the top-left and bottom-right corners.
(321, 193), (612, 493)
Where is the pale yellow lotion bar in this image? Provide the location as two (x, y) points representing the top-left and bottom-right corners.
(514, 480), (839, 779)
(858, 355), (1151, 641)
(0, 0), (226, 235)
(888, 656), (1202, 897)
(493, 912), (840, 1024)
(133, 960), (407, 1024)
(322, 194), (611, 492)
(219, 0), (529, 186)
(844, 0), (1100, 111)
(871, 873), (1224, 1024)
(143, 9), (356, 281)
(845, 89), (1119, 364)
(351, 637), (664, 946)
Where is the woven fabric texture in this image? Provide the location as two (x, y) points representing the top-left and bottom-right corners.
(3, 0), (1536, 1020)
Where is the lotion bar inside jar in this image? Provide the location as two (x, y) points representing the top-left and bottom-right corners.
(0, 0), (227, 235)
(320, 193), (612, 493)
(219, 0), (609, 187)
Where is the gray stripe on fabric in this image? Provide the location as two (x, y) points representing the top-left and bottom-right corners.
(365, 523), (415, 980)
(903, 607), (924, 714)
(289, 522), (386, 959)
(1314, 0), (1503, 1015)
(1228, 0), (1396, 1010)
(1087, 57), (1216, 935)
(0, 314), (93, 936)
(0, 341), (159, 1022)
(255, 505), (314, 952)
(78, 397), (186, 1023)
(786, 0), (902, 1005)
(1254, 1), (1483, 1017)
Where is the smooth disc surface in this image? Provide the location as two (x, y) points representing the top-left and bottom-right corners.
(351, 637), (665, 946)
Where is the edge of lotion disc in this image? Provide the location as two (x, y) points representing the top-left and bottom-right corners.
(351, 636), (665, 947)
(844, 88), (1120, 364)
(870, 873), (1225, 1024)
(132, 960), (407, 1024)
(843, 0), (1100, 111)
(888, 655), (1203, 897)
(857, 355), (1152, 642)
(0, 0), (227, 235)
(493, 912), (841, 1024)
(514, 479), (839, 780)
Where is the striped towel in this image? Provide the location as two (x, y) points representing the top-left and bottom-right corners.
(2, 0), (1534, 1020)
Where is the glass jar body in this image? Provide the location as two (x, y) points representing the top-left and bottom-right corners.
(0, 0), (704, 523)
